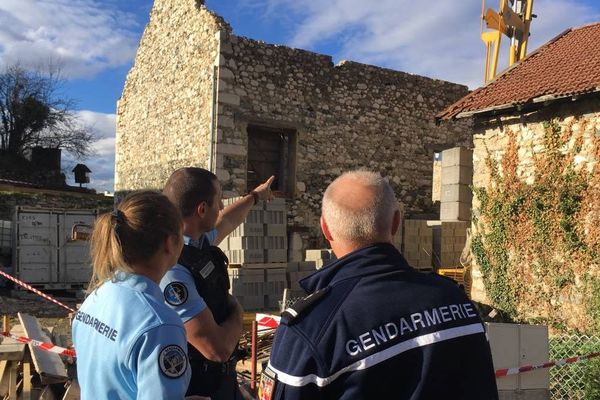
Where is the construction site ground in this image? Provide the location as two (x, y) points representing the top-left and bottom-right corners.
(1, 289), (76, 339)
(1, 288), (266, 396)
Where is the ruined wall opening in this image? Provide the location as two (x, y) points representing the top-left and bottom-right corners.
(246, 125), (297, 196)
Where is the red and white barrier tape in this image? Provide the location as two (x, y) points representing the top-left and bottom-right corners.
(495, 351), (600, 378)
(0, 269), (76, 313)
(1, 332), (76, 358)
(253, 314), (600, 379)
(255, 313), (280, 331)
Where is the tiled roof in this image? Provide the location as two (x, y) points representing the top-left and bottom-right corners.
(438, 22), (600, 120)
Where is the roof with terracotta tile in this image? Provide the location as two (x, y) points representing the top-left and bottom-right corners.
(438, 22), (600, 120)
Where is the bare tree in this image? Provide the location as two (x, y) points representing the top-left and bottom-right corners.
(0, 63), (94, 159)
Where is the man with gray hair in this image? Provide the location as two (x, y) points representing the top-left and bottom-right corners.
(260, 170), (498, 400)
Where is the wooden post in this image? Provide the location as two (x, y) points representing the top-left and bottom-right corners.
(8, 361), (17, 400)
(22, 358), (31, 400)
(2, 315), (8, 333)
(250, 321), (258, 394)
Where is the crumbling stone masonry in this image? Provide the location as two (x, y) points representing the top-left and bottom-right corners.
(469, 97), (600, 318)
(116, 0), (473, 238)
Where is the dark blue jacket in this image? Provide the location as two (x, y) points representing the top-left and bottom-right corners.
(263, 243), (498, 400)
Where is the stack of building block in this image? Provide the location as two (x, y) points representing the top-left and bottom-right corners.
(228, 268), (266, 311)
(0, 220), (11, 255)
(429, 220), (442, 268)
(288, 232), (304, 262)
(280, 261), (319, 311)
(285, 261), (317, 291)
(221, 197), (289, 310)
(402, 220), (433, 270)
(219, 197), (288, 264)
(265, 268), (287, 309)
(264, 198), (287, 263)
(305, 249), (336, 269)
(440, 147), (473, 221)
(430, 220), (469, 268)
(432, 221), (469, 267)
(227, 263), (290, 311)
(220, 197), (264, 263)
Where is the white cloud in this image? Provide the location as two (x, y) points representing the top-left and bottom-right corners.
(260, 0), (600, 89)
(0, 0), (139, 78)
(63, 111), (116, 193)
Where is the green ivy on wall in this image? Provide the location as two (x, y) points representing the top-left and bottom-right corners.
(471, 118), (600, 333)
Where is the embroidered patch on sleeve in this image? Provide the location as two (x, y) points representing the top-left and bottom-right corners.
(258, 366), (277, 400)
(159, 345), (188, 378)
(163, 282), (188, 306)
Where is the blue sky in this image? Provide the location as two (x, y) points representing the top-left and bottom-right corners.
(1, 0), (599, 192)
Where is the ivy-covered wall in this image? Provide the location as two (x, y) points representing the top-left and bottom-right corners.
(471, 96), (600, 334)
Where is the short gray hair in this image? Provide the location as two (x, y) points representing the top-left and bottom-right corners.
(322, 170), (397, 243)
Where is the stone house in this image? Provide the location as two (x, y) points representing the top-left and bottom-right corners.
(438, 22), (600, 332)
(116, 0), (473, 239)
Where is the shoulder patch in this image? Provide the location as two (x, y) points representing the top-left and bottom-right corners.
(164, 282), (188, 306)
(159, 345), (188, 378)
(281, 286), (330, 323)
(258, 366), (277, 400)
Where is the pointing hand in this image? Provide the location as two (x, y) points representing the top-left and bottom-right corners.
(253, 176), (275, 202)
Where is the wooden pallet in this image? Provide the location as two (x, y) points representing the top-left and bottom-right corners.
(0, 314), (75, 400)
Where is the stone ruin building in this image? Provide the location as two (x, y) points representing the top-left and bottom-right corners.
(115, 0), (473, 240)
(439, 22), (600, 332)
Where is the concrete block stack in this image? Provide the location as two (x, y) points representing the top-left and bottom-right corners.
(265, 267), (286, 309)
(0, 220), (11, 255)
(222, 197), (290, 310)
(228, 268), (265, 311)
(227, 263), (289, 310)
(305, 249), (336, 269)
(219, 197), (288, 264)
(440, 147), (473, 221)
(264, 198), (288, 263)
(287, 232), (304, 262)
(285, 261), (317, 291)
(220, 197), (264, 263)
(431, 221), (469, 267)
(429, 220), (442, 268)
(402, 220), (433, 270)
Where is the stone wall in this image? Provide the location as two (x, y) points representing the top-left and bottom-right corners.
(115, 0), (231, 191)
(472, 97), (600, 200)
(469, 97), (600, 328)
(0, 189), (113, 221)
(215, 32), (473, 234)
(116, 1), (473, 239)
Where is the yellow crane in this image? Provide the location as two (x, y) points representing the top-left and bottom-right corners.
(481, 0), (535, 83)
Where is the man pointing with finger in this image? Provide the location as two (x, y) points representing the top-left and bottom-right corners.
(161, 167), (275, 399)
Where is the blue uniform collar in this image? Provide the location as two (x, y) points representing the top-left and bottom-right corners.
(113, 272), (163, 300)
(183, 234), (209, 248)
(299, 243), (412, 293)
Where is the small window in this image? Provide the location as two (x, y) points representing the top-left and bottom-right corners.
(247, 125), (297, 196)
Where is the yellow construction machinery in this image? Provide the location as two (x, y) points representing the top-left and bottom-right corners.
(481, 0), (535, 83)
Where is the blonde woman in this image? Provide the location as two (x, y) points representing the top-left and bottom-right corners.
(72, 191), (192, 399)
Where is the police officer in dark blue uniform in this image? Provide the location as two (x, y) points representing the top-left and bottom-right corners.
(261, 170), (499, 400)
